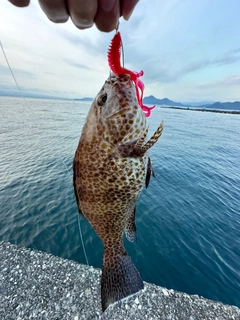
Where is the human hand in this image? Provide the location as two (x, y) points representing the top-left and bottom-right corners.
(8, 0), (139, 32)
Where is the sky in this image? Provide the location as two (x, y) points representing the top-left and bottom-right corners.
(0, 0), (240, 102)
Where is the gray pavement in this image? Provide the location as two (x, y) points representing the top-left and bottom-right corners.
(0, 241), (239, 320)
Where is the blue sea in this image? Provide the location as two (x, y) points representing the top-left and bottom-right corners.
(0, 96), (239, 308)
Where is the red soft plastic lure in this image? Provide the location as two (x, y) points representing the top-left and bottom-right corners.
(107, 32), (155, 117)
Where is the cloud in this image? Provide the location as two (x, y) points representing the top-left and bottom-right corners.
(213, 49), (240, 66)
(0, 82), (19, 95)
(1, 0), (240, 101)
(0, 64), (36, 79)
(0, 64), (13, 76)
(198, 76), (240, 88)
(152, 75), (240, 102)
(63, 58), (93, 71)
(60, 29), (112, 59)
(139, 47), (240, 85)
(181, 48), (240, 74)
(181, 60), (210, 74)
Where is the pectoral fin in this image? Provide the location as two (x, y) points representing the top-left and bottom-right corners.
(143, 120), (164, 152)
(118, 139), (138, 157)
(118, 126), (149, 157)
(132, 120), (164, 156)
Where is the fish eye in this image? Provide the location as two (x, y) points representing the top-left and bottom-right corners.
(98, 94), (107, 106)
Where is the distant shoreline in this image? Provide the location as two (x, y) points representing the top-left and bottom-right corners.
(161, 106), (240, 114)
(1, 96), (239, 114)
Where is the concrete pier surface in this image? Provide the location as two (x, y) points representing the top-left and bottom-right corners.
(0, 241), (239, 320)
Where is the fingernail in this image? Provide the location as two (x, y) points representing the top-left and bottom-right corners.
(123, 8), (134, 21)
(123, 0), (140, 21)
(101, 0), (115, 12)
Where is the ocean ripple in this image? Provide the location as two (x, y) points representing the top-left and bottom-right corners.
(0, 97), (239, 307)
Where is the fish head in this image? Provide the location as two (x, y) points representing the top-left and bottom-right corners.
(83, 73), (147, 147)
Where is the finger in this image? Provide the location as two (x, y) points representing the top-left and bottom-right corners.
(68, 0), (98, 30)
(121, 0), (139, 20)
(38, 0), (69, 23)
(8, 0), (30, 7)
(95, 0), (120, 32)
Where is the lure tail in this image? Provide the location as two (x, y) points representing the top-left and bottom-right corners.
(101, 243), (143, 311)
(108, 32), (155, 117)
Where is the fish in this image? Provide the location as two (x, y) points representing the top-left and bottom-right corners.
(73, 73), (164, 311)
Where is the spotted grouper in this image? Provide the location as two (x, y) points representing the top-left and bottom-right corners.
(73, 73), (164, 311)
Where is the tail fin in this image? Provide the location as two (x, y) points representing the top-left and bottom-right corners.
(101, 250), (144, 311)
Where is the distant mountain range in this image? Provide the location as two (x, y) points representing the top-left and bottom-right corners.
(74, 95), (240, 111)
(142, 95), (240, 111)
(2, 91), (238, 111)
(75, 95), (240, 111)
(142, 95), (187, 107)
(200, 101), (240, 110)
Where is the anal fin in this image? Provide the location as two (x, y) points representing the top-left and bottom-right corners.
(125, 206), (137, 243)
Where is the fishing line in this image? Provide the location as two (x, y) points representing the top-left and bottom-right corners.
(109, 21), (124, 83)
(0, 40), (25, 101)
(116, 21), (124, 67)
(78, 212), (89, 265)
(0, 39), (89, 267)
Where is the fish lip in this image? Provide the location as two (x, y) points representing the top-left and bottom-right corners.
(108, 73), (131, 84)
(106, 106), (132, 119)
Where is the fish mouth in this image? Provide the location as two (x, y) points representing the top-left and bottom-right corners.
(106, 106), (131, 120)
(108, 73), (131, 84)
